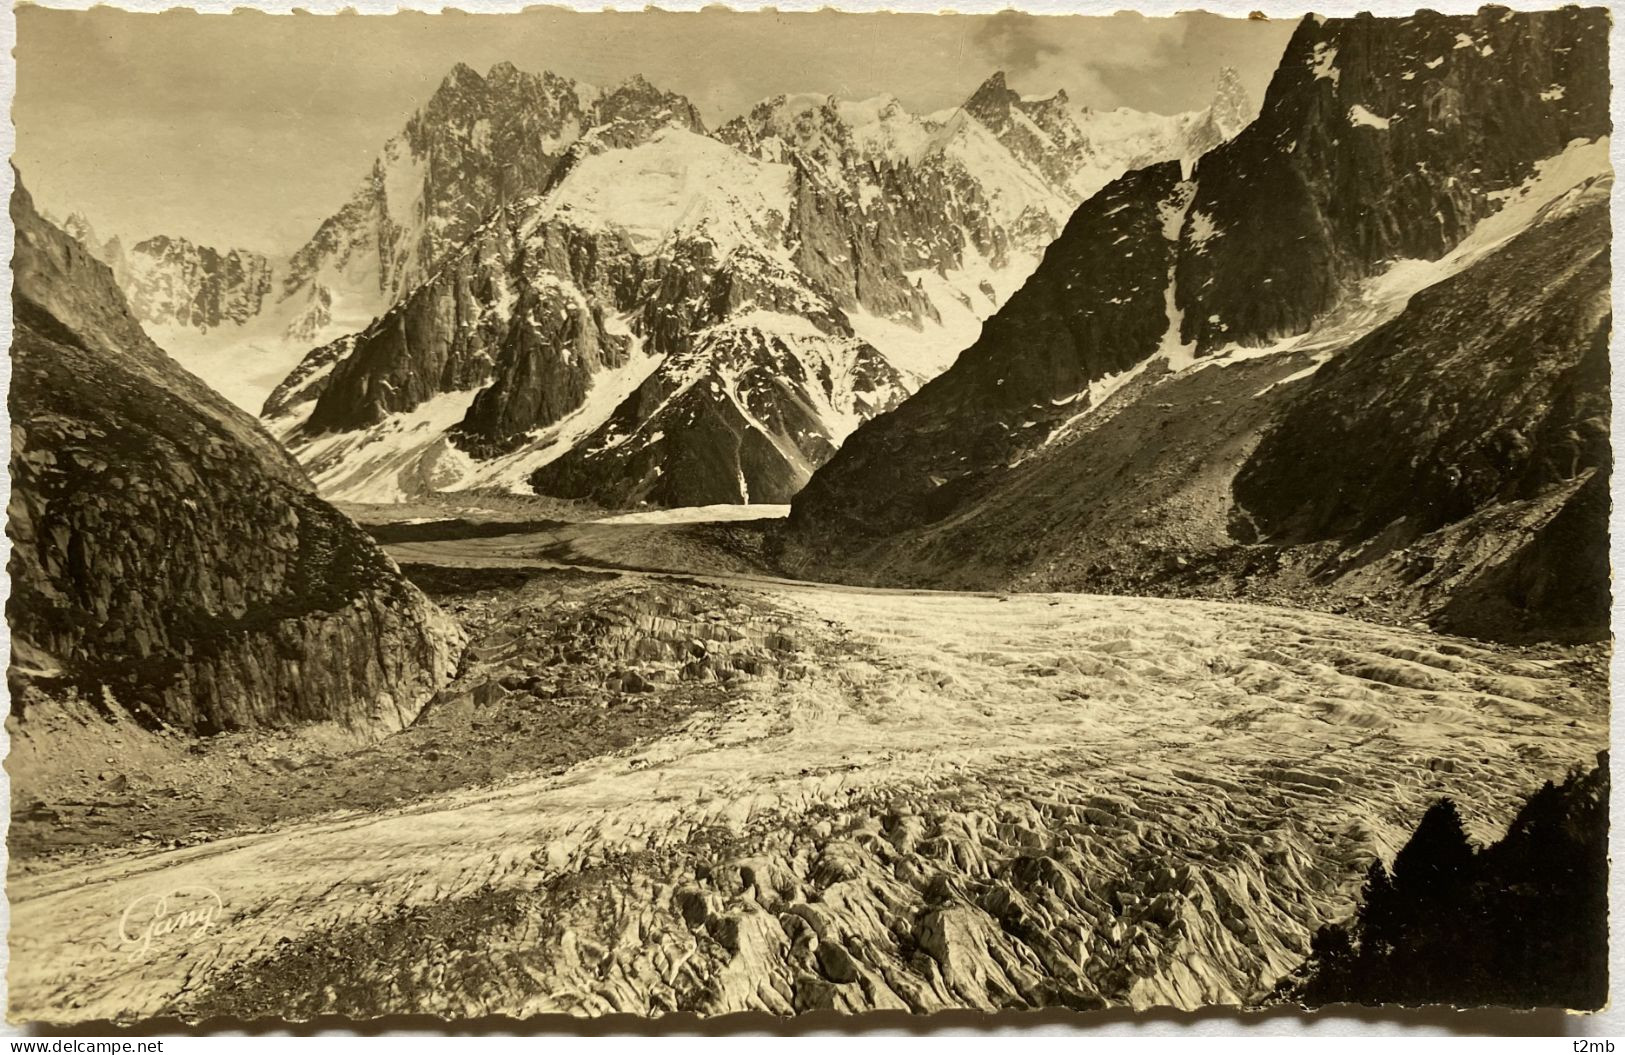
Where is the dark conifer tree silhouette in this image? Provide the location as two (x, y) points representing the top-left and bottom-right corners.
(1278, 754), (1608, 1010)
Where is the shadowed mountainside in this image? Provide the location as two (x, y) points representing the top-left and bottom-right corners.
(8, 181), (463, 736)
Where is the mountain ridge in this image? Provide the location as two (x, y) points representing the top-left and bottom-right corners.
(254, 64), (1254, 506)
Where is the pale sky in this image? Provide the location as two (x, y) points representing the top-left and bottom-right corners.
(14, 5), (1297, 254)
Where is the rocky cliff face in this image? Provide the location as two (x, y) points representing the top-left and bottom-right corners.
(8, 182), (464, 736)
(1230, 185), (1610, 640)
(1178, 8), (1610, 351)
(121, 235), (274, 331)
(282, 63), (590, 302)
(785, 8), (1611, 643)
(263, 66), (1251, 508)
(59, 212), (127, 280)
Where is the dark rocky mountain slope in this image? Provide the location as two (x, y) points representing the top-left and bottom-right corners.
(784, 7), (1611, 643)
(1179, 8), (1609, 351)
(787, 158), (1191, 541)
(8, 181), (463, 736)
(1230, 190), (1610, 641)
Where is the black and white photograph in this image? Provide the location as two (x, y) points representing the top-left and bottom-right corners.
(2, 1), (1614, 1029)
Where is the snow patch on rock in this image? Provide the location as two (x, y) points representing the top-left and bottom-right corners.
(1348, 105), (1392, 130)
(1310, 43), (1341, 85)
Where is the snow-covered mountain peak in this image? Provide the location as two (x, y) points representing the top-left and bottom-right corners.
(834, 93), (908, 125)
(529, 127), (792, 257)
(724, 95), (844, 149)
(123, 235), (274, 333)
(964, 70), (1078, 138)
(723, 92), (942, 168)
(949, 70), (1106, 205)
(838, 96), (936, 162)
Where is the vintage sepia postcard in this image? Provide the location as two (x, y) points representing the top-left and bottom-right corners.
(4, 0), (1613, 1029)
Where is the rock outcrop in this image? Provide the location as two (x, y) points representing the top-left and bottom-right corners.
(785, 6), (1611, 644)
(281, 63), (596, 314)
(8, 181), (463, 736)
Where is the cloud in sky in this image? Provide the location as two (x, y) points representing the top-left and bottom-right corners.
(970, 11), (1178, 108)
(974, 11), (1068, 80)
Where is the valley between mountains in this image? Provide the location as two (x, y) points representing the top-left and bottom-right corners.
(7, 3), (1613, 1024)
